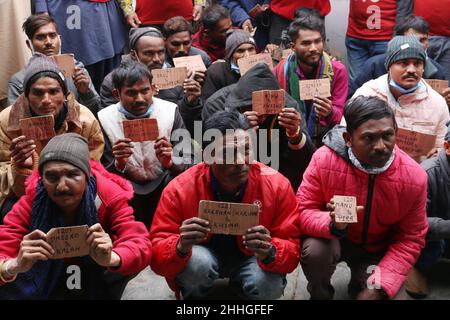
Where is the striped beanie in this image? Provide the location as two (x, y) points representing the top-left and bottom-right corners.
(385, 35), (427, 69)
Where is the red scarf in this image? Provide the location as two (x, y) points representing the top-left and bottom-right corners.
(192, 27), (225, 62)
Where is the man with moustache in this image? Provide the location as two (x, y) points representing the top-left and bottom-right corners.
(150, 110), (301, 299)
(274, 15), (349, 147)
(353, 35), (449, 154)
(298, 96), (428, 300)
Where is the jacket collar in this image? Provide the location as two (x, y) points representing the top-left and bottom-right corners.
(372, 74), (430, 105)
(7, 92), (82, 135)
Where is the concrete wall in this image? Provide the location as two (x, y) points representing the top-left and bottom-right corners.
(325, 0), (350, 66)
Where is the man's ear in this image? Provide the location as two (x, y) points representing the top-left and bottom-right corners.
(444, 141), (450, 156)
(112, 88), (120, 102)
(343, 131), (352, 148)
(289, 42), (295, 50)
(130, 50), (138, 60)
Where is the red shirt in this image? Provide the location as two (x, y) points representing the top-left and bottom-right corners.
(414, 0), (450, 37)
(270, 0), (331, 20)
(347, 0), (397, 41)
(136, 0), (193, 25)
(192, 27), (226, 62)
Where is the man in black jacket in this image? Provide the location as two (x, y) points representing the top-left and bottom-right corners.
(203, 63), (315, 192)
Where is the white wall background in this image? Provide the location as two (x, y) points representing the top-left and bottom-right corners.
(325, 0), (350, 66)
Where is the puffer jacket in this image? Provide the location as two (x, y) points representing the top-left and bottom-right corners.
(0, 93), (104, 209)
(297, 126), (428, 298)
(352, 74), (450, 149)
(0, 160), (152, 287)
(150, 161), (301, 293)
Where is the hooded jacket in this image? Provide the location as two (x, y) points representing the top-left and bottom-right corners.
(0, 161), (152, 289)
(203, 63), (316, 191)
(297, 126), (428, 298)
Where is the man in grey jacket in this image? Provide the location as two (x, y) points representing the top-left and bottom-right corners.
(7, 14), (100, 114)
(405, 123), (450, 298)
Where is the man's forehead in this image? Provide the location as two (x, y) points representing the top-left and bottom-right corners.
(35, 23), (58, 35)
(43, 161), (80, 173)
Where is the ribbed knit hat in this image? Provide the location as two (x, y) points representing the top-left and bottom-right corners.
(39, 133), (90, 177)
(225, 29), (256, 61)
(23, 53), (68, 96)
(129, 27), (164, 50)
(385, 35), (427, 69)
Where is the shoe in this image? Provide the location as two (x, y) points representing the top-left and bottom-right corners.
(405, 267), (429, 299)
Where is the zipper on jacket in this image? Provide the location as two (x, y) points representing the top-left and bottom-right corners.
(361, 174), (376, 248)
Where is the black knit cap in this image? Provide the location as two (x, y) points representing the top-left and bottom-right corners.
(129, 27), (163, 50)
(39, 133), (90, 177)
(23, 53), (68, 96)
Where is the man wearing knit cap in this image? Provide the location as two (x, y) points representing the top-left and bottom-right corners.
(353, 35), (449, 160)
(202, 29), (257, 102)
(0, 54), (104, 223)
(100, 27), (204, 137)
(0, 133), (151, 299)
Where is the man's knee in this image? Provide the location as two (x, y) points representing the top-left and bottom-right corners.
(301, 238), (340, 268)
(241, 269), (286, 300)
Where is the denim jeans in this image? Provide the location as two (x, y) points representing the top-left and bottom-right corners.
(175, 245), (287, 300)
(345, 36), (389, 83)
(428, 36), (450, 81)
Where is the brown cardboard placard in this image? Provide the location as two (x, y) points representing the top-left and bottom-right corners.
(123, 118), (159, 142)
(333, 196), (358, 223)
(299, 78), (331, 100)
(396, 128), (437, 162)
(173, 55), (207, 72)
(47, 225), (90, 259)
(252, 89), (285, 114)
(237, 53), (274, 75)
(51, 54), (75, 78)
(151, 67), (187, 90)
(198, 200), (259, 235)
(425, 79), (449, 95)
(19, 115), (55, 141)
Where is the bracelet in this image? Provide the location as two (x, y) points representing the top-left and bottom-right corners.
(286, 126), (300, 139)
(0, 259), (17, 283)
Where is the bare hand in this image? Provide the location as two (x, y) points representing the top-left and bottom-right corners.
(243, 225), (273, 261)
(154, 136), (173, 169)
(313, 96), (333, 119)
(112, 138), (133, 171)
(10, 136), (35, 168)
(242, 19), (254, 33)
(278, 108), (301, 137)
(193, 70), (206, 86)
(193, 5), (203, 22)
(13, 230), (54, 274)
(243, 111), (260, 130)
(328, 198), (364, 231)
(126, 12), (141, 28)
(87, 223), (119, 267)
(73, 67), (90, 95)
(184, 77), (201, 105)
(177, 217), (210, 254)
(442, 88), (450, 110)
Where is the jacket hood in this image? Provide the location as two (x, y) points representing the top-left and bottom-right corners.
(227, 63), (299, 110)
(322, 125), (350, 161)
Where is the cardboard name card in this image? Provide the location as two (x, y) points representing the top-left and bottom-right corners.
(252, 89), (285, 114)
(198, 200), (259, 235)
(173, 55), (207, 72)
(299, 78), (331, 100)
(425, 79), (449, 94)
(19, 115), (55, 141)
(238, 53), (274, 75)
(123, 118), (159, 142)
(333, 196), (358, 223)
(152, 67), (187, 90)
(248, 3), (269, 19)
(396, 128), (437, 162)
(51, 54), (75, 78)
(271, 48), (292, 61)
(47, 225), (89, 259)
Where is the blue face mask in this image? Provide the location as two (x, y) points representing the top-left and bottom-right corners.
(119, 102), (154, 119)
(389, 78), (422, 95)
(230, 62), (240, 75)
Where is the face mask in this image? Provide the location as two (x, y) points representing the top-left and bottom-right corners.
(389, 78), (422, 95)
(230, 62), (240, 75)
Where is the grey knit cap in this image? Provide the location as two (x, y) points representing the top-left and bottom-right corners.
(129, 27), (164, 50)
(385, 35), (427, 69)
(39, 133), (90, 177)
(23, 53), (68, 96)
(225, 29), (256, 61)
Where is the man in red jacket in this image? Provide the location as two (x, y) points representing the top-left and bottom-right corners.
(297, 96), (428, 299)
(150, 111), (300, 299)
(0, 133), (152, 299)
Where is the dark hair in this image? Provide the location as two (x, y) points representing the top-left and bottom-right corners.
(112, 62), (153, 92)
(288, 15), (326, 43)
(202, 110), (250, 149)
(294, 7), (323, 20)
(345, 96), (397, 135)
(394, 15), (429, 36)
(22, 14), (58, 40)
(202, 4), (230, 30)
(25, 71), (66, 97)
(162, 16), (192, 38)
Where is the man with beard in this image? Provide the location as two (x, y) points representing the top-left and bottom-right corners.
(100, 27), (203, 136)
(353, 35), (449, 156)
(404, 124), (450, 298)
(274, 15), (348, 147)
(149, 110), (301, 299)
(99, 62), (193, 228)
(298, 96), (428, 300)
